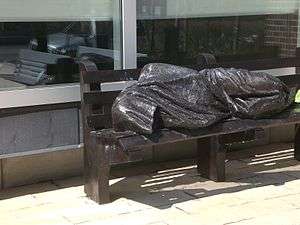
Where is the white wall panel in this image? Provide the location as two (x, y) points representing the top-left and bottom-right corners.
(138, 0), (299, 20)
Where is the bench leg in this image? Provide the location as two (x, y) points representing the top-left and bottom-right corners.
(83, 140), (92, 197)
(295, 125), (300, 161)
(84, 136), (110, 204)
(197, 136), (226, 182)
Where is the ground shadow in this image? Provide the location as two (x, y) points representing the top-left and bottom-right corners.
(109, 147), (300, 209)
(0, 144), (299, 209)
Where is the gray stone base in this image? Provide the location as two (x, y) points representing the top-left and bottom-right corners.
(0, 108), (79, 156)
(0, 147), (83, 189)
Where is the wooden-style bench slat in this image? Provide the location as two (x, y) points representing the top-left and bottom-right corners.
(221, 130), (257, 144)
(87, 114), (112, 129)
(108, 146), (152, 165)
(117, 135), (153, 152)
(83, 91), (120, 105)
(135, 130), (189, 146)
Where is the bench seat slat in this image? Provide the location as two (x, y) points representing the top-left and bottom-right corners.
(221, 130), (257, 144)
(145, 130), (189, 144)
(109, 147), (152, 165)
(118, 135), (153, 152)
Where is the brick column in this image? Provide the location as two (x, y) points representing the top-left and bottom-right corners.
(265, 12), (299, 58)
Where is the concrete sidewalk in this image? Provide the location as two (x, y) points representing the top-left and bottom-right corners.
(0, 143), (300, 225)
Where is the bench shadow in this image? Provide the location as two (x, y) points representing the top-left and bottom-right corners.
(109, 148), (300, 209)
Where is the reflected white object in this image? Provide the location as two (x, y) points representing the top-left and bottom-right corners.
(255, 67), (296, 77)
(0, 80), (137, 109)
(0, 83), (80, 109)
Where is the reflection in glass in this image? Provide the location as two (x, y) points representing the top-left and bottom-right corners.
(137, 0), (300, 69)
(0, 0), (121, 90)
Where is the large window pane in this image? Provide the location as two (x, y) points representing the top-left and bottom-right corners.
(0, 0), (121, 91)
(137, 0), (300, 73)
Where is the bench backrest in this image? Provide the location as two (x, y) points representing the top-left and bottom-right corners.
(80, 61), (141, 134)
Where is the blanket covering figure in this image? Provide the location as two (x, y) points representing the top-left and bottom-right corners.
(112, 63), (295, 134)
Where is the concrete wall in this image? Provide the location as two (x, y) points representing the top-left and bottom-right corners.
(0, 147), (83, 189)
(0, 108), (79, 156)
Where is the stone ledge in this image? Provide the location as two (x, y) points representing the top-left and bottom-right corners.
(1, 147), (83, 189)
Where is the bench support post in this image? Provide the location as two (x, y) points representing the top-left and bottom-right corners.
(197, 136), (226, 182)
(84, 136), (110, 204)
(295, 124), (300, 161)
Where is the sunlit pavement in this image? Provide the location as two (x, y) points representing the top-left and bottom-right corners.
(0, 143), (300, 225)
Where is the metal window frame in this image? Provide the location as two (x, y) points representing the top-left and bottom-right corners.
(121, 0), (137, 69)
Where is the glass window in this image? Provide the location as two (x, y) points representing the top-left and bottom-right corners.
(137, 0), (300, 74)
(0, 0), (122, 90)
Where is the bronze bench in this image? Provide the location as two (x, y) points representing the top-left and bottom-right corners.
(80, 60), (300, 204)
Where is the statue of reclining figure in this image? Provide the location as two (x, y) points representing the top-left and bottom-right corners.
(112, 63), (296, 134)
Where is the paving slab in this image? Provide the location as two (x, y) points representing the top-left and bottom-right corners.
(233, 208), (300, 225)
(0, 146), (299, 225)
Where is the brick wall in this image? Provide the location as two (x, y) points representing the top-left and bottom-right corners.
(265, 12), (299, 58)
